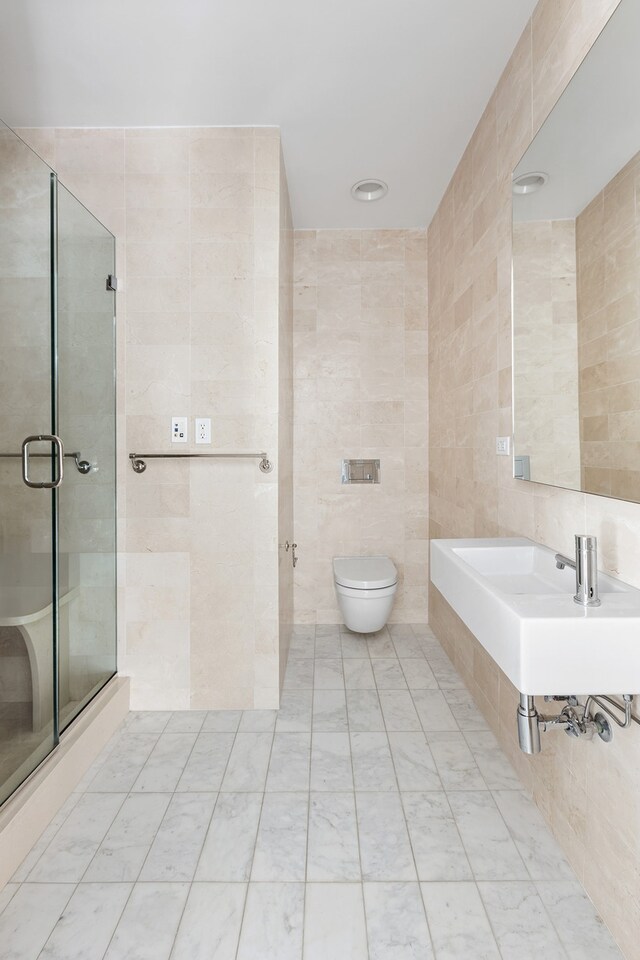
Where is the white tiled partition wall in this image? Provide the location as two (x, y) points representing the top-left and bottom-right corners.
(0, 625), (623, 959)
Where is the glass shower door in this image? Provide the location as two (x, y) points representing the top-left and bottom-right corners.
(0, 124), (57, 804)
(55, 182), (117, 732)
(0, 124), (117, 806)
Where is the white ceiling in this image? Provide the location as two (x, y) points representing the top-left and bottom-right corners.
(0, 0), (538, 228)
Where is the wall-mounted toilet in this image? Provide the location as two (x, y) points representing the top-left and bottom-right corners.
(333, 556), (398, 633)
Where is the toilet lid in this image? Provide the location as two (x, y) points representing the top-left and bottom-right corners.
(333, 556), (397, 589)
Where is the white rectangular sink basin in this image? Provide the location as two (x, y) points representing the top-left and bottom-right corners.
(430, 537), (640, 695)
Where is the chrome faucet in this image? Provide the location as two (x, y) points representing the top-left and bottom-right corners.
(555, 534), (601, 607)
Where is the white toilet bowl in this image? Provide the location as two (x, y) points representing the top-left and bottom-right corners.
(333, 556), (398, 633)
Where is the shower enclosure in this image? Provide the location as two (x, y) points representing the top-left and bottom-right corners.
(0, 121), (117, 805)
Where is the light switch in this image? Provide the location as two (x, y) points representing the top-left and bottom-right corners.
(172, 417), (187, 443)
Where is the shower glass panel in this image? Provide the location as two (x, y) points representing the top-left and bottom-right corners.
(0, 122), (117, 805)
(56, 183), (117, 732)
(0, 123), (56, 804)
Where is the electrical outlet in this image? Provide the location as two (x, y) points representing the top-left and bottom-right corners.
(195, 417), (211, 444)
(172, 416), (188, 443)
(496, 436), (511, 456)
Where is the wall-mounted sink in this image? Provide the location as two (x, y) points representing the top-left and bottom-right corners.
(430, 537), (640, 695)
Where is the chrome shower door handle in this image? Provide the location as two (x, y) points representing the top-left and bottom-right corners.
(21, 435), (64, 488)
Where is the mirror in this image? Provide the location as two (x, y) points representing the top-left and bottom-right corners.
(512, 0), (640, 502)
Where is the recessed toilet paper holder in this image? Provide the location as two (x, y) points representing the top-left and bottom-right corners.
(341, 459), (380, 484)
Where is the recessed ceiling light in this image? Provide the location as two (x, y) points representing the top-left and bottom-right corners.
(351, 179), (388, 202)
(512, 171), (549, 195)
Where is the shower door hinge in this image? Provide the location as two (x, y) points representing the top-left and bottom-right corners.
(106, 275), (118, 292)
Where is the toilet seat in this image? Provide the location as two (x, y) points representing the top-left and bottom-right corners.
(333, 556), (397, 590)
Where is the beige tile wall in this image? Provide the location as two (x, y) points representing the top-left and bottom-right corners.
(577, 149), (640, 500)
(427, 0), (640, 955)
(278, 153), (294, 684)
(293, 229), (428, 623)
(513, 219), (581, 487)
(17, 126), (293, 712)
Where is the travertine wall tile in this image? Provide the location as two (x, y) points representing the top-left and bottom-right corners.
(293, 229), (428, 624)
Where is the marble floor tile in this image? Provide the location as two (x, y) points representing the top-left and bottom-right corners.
(170, 882), (246, 960)
(104, 882), (189, 960)
(478, 881), (568, 958)
(363, 882), (434, 960)
(312, 689), (348, 732)
(175, 731), (235, 792)
(402, 792), (473, 881)
(236, 882), (304, 960)
(463, 731), (521, 790)
(313, 658), (345, 689)
(429, 733), (487, 791)
(10, 795), (81, 882)
(2, 621), (619, 960)
(366, 632), (397, 658)
(427, 657), (466, 690)
(130, 733), (197, 793)
(201, 710), (241, 732)
(421, 881), (501, 959)
(86, 734), (159, 793)
(126, 712), (172, 734)
(493, 790), (574, 880)
(139, 792), (216, 881)
(307, 792), (361, 881)
(239, 709), (278, 732)
(276, 689), (313, 732)
(372, 658), (408, 690)
(83, 793), (171, 882)
(39, 882), (131, 960)
(220, 731), (273, 791)
(309, 732), (354, 791)
(288, 634), (315, 659)
(0, 883), (18, 916)
(346, 689), (385, 731)
(356, 792), (416, 881)
(164, 711), (207, 733)
(391, 634), (425, 658)
(535, 880), (625, 960)
(284, 658), (315, 689)
(399, 657), (439, 690)
(195, 793), (262, 881)
(266, 731), (311, 791)
(303, 883), (368, 960)
(448, 791), (529, 881)
(314, 634), (343, 658)
(343, 658), (376, 689)
(411, 689), (459, 732)
(443, 689), (490, 730)
(350, 732), (398, 791)
(379, 690), (422, 731)
(251, 792), (309, 881)
(0, 883), (76, 960)
(28, 792), (127, 882)
(341, 633), (370, 658)
(388, 732), (442, 791)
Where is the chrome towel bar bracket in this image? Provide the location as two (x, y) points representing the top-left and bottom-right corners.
(129, 452), (274, 474)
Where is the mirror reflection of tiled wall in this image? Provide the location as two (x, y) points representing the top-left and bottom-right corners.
(577, 149), (640, 500)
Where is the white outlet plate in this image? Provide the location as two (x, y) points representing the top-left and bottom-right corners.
(172, 416), (188, 443)
(496, 436), (511, 456)
(195, 417), (211, 444)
